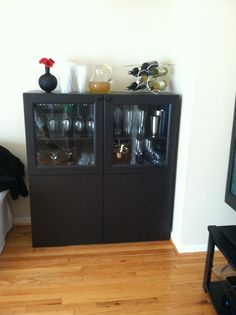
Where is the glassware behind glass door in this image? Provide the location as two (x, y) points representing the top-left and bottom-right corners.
(34, 103), (95, 167)
(112, 104), (170, 166)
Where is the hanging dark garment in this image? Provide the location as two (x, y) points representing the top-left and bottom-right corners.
(0, 145), (28, 200)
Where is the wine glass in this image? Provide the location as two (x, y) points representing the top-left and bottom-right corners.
(135, 139), (144, 163)
(137, 109), (146, 136)
(62, 115), (71, 133)
(48, 118), (57, 131)
(123, 107), (133, 135)
(86, 105), (95, 136)
(47, 104), (58, 135)
(113, 106), (123, 136)
(74, 106), (85, 134)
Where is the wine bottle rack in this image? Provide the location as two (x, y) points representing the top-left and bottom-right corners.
(127, 60), (169, 94)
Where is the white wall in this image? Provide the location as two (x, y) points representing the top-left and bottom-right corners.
(1, 0), (236, 251)
(171, 0), (236, 252)
(0, 0), (172, 222)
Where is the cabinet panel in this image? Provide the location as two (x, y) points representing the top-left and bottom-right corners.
(104, 173), (175, 243)
(29, 174), (103, 247)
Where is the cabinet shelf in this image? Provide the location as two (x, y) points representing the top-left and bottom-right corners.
(36, 136), (94, 141)
(113, 135), (167, 141)
(208, 281), (236, 315)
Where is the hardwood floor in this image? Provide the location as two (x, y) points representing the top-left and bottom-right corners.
(0, 225), (225, 315)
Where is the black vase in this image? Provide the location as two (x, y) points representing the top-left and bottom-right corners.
(38, 67), (57, 93)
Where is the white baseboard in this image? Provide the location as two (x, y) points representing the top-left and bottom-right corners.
(174, 243), (208, 253)
(171, 234), (208, 253)
(13, 216), (31, 225)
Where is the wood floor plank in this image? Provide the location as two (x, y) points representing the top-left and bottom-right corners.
(0, 225), (223, 315)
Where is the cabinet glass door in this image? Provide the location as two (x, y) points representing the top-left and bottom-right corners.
(112, 104), (170, 167)
(34, 102), (96, 168)
(104, 94), (180, 174)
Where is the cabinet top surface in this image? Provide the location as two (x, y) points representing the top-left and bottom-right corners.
(23, 90), (180, 97)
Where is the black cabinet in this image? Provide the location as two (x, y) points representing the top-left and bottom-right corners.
(203, 225), (236, 315)
(23, 92), (181, 247)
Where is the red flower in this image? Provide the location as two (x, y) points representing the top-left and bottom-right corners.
(39, 58), (55, 68)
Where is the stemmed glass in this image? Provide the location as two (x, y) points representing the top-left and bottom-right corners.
(48, 118), (58, 132)
(47, 104), (58, 135)
(61, 106), (74, 162)
(74, 105), (85, 135)
(86, 105), (95, 137)
(62, 115), (72, 134)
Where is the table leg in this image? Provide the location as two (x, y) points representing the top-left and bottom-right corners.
(203, 233), (215, 292)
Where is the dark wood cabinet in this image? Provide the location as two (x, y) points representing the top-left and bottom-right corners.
(23, 92), (181, 247)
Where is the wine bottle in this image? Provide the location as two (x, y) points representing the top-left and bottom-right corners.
(137, 75), (148, 84)
(139, 66), (168, 77)
(155, 66), (168, 76)
(128, 67), (140, 76)
(147, 79), (167, 91)
(140, 61), (158, 70)
(126, 82), (146, 91)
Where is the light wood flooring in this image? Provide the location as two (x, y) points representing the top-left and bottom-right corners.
(0, 225), (225, 315)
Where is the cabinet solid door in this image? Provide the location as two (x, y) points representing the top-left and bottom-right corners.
(29, 174), (103, 247)
(103, 173), (175, 243)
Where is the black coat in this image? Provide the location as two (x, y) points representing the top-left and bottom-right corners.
(0, 145), (28, 200)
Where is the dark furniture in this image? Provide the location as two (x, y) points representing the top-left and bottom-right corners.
(23, 92), (181, 247)
(203, 225), (236, 314)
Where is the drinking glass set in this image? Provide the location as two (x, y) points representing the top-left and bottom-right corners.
(113, 106), (166, 165)
(45, 104), (95, 137)
(35, 104), (95, 166)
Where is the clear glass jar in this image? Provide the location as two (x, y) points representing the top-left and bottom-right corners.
(88, 64), (112, 93)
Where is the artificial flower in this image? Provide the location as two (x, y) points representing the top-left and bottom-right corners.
(39, 58), (55, 68)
